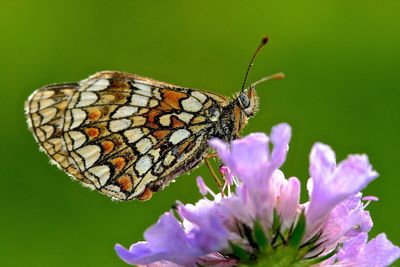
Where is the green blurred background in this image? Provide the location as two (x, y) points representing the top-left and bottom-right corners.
(1, 0), (399, 266)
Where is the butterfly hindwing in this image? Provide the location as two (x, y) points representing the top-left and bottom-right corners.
(26, 71), (230, 200)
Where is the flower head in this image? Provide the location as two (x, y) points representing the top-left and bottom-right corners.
(115, 123), (399, 267)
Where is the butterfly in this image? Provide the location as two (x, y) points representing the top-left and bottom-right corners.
(25, 37), (283, 201)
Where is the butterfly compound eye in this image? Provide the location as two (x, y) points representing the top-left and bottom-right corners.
(238, 93), (250, 109)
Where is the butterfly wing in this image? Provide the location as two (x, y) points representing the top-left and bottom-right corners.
(25, 71), (230, 201)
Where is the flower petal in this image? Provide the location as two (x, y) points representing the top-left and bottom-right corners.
(196, 176), (208, 196)
(177, 200), (229, 253)
(115, 212), (197, 266)
(275, 176), (301, 231)
(144, 212), (188, 252)
(138, 261), (184, 267)
(209, 138), (230, 165)
(307, 143), (378, 235)
(322, 194), (373, 250)
(115, 242), (165, 266)
(210, 133), (269, 181)
(335, 233), (400, 266)
(270, 123), (292, 170)
(309, 143), (336, 189)
(331, 155), (378, 199)
(362, 233), (400, 266)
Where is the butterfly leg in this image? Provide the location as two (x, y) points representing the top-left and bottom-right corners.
(204, 153), (224, 194)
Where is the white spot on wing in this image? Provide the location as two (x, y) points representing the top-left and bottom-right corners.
(88, 165), (110, 186)
(86, 79), (110, 91)
(124, 128), (143, 143)
(135, 155), (152, 175)
(86, 173), (101, 188)
(149, 99), (158, 107)
(39, 98), (55, 110)
(40, 125), (54, 139)
(131, 94), (149, 107)
(35, 127), (45, 141)
(39, 107), (57, 125)
(136, 138), (152, 154)
(32, 113), (41, 127)
(112, 106), (138, 119)
(41, 90), (55, 99)
(109, 119), (131, 132)
(169, 129), (190, 145)
(149, 148), (160, 162)
(159, 114), (171, 126)
(181, 97), (202, 112)
(131, 116), (146, 126)
(29, 101), (39, 113)
(177, 112), (194, 123)
(76, 145), (101, 169)
(133, 83), (152, 95)
(163, 151), (175, 166)
(76, 92), (98, 107)
(192, 91), (207, 103)
(70, 109), (87, 129)
(69, 131), (86, 149)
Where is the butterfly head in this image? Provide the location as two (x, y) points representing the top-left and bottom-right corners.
(237, 86), (259, 117)
(232, 36), (284, 135)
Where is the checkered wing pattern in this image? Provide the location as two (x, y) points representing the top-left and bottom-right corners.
(25, 71), (229, 201)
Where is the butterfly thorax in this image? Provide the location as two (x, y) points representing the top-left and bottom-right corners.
(209, 101), (237, 142)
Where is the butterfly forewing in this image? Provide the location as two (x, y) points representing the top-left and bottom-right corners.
(25, 71), (230, 200)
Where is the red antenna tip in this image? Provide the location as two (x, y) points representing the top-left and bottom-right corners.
(271, 72), (285, 80)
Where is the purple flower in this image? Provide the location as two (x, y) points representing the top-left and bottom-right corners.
(115, 123), (399, 267)
(305, 143), (378, 238)
(320, 233), (400, 266)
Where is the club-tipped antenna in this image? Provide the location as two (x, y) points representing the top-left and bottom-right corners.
(241, 36), (269, 92)
(250, 72), (285, 87)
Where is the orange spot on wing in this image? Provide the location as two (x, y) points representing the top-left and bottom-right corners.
(153, 130), (170, 140)
(171, 116), (185, 128)
(147, 109), (160, 129)
(162, 90), (187, 109)
(111, 157), (126, 171)
(102, 140), (114, 153)
(158, 101), (172, 111)
(88, 109), (101, 121)
(138, 187), (153, 201)
(86, 127), (100, 138)
(178, 140), (190, 154)
(117, 175), (133, 192)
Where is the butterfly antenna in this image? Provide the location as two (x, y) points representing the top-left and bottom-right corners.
(251, 72), (285, 87)
(241, 36), (269, 92)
